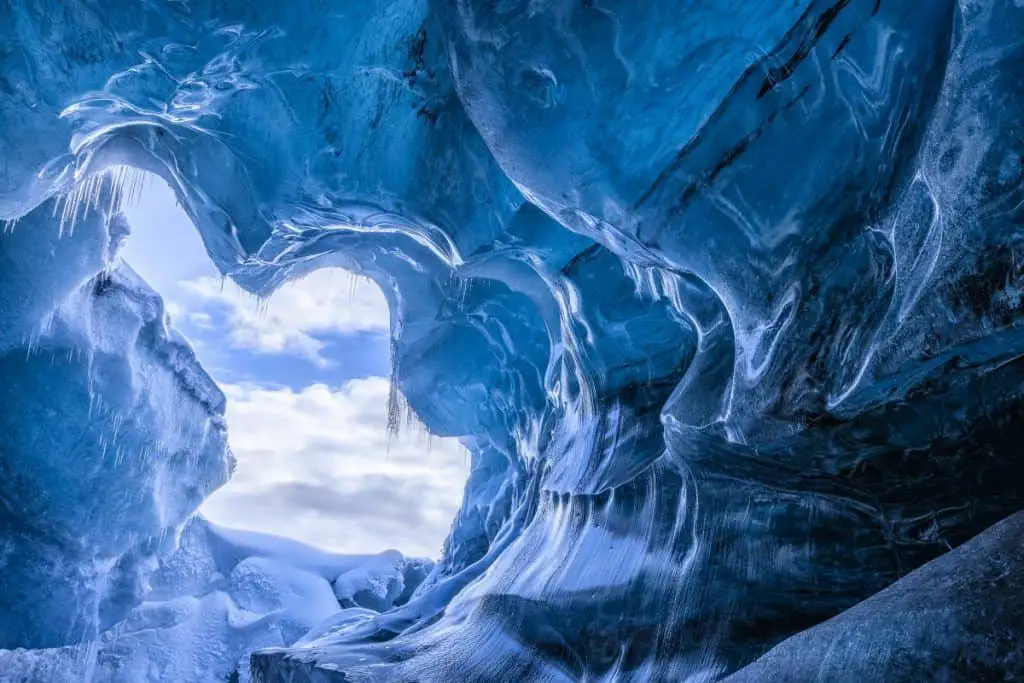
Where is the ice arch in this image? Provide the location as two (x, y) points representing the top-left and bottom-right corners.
(118, 175), (466, 558)
(1, 1), (1024, 681)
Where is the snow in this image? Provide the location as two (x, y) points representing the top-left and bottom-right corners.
(0, 518), (433, 683)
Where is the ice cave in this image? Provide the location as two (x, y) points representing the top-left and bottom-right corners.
(1, 1), (1024, 681)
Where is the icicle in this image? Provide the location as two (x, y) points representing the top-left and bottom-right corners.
(386, 338), (402, 441)
(348, 271), (359, 304)
(55, 164), (151, 237)
(384, 335), (419, 447)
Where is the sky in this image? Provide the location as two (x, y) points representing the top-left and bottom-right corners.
(120, 175), (468, 558)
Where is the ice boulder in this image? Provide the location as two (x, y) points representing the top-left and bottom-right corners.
(723, 511), (1024, 683)
(332, 550), (433, 612)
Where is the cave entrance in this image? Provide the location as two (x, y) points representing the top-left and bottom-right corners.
(120, 172), (468, 558)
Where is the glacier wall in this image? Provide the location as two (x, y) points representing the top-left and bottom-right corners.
(1, 0), (1023, 680)
(0, 197), (233, 648)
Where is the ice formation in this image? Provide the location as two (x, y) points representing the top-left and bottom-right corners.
(0, 517), (433, 682)
(722, 510), (1024, 682)
(1, 0), (1023, 681)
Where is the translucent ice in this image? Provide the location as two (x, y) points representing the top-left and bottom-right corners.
(0, 195), (231, 648)
(1, 0), (1023, 681)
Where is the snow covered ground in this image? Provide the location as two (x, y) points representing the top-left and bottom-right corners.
(0, 518), (433, 683)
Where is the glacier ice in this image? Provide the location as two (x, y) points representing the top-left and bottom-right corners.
(1, 0), (1024, 681)
(723, 511), (1024, 683)
(0, 197), (232, 649)
(0, 517), (433, 683)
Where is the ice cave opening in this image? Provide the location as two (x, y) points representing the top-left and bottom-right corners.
(3, 1), (1024, 681)
(0, 163), (481, 681)
(118, 172), (470, 558)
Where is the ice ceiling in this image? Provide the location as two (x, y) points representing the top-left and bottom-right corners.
(1, 0), (1023, 681)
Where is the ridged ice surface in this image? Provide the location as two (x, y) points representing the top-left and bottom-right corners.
(1, 0), (1023, 681)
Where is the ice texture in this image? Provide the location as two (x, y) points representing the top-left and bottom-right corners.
(722, 511), (1024, 682)
(0, 0), (1023, 681)
(0, 199), (232, 648)
(0, 517), (433, 683)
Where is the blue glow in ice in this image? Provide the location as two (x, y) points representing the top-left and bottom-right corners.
(1, 0), (1024, 681)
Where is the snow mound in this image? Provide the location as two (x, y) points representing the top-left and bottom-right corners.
(0, 518), (433, 683)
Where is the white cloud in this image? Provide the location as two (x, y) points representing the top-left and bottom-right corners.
(200, 377), (470, 558)
(122, 177), (458, 556)
(176, 269), (390, 366)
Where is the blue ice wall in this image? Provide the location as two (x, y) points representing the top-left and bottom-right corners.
(0, 197), (233, 647)
(1, 0), (1023, 680)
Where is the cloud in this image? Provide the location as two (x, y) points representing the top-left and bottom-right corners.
(200, 377), (470, 557)
(121, 177), (458, 555)
(175, 269), (390, 366)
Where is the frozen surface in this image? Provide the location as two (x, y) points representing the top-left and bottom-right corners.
(723, 511), (1024, 682)
(0, 207), (232, 648)
(0, 518), (432, 683)
(0, 0), (1023, 681)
